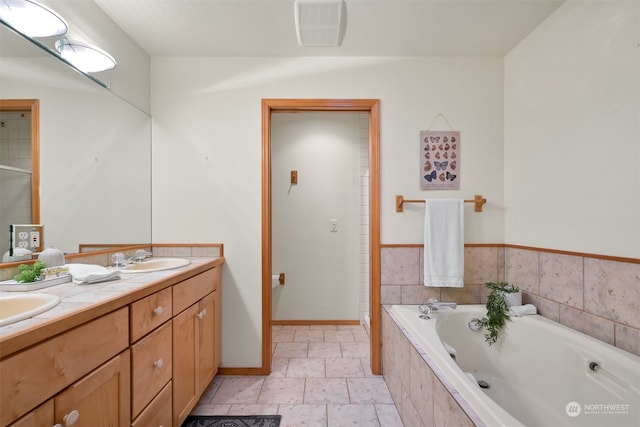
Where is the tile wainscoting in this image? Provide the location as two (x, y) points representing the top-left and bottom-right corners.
(380, 244), (640, 357)
(381, 308), (477, 426)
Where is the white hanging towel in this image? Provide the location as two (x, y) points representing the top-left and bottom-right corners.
(424, 199), (464, 287)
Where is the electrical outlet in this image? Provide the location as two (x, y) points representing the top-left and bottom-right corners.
(11, 224), (44, 253)
(330, 219), (338, 232)
(30, 231), (40, 248)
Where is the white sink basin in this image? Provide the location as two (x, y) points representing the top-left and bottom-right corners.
(120, 258), (191, 273)
(0, 293), (61, 327)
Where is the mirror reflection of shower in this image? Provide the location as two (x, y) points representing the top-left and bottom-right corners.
(0, 110), (34, 259)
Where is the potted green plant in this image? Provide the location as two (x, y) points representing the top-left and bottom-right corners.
(480, 282), (520, 345)
(14, 261), (47, 283)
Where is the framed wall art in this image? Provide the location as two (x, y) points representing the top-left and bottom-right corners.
(420, 129), (460, 190)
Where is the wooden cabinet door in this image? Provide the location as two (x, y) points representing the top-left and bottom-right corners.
(172, 303), (199, 426)
(0, 308), (129, 427)
(8, 400), (53, 427)
(213, 268), (222, 371)
(198, 292), (216, 392)
(54, 350), (130, 427)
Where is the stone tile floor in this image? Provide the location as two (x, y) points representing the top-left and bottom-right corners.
(192, 324), (404, 426)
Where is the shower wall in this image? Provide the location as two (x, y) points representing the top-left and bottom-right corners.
(0, 111), (32, 257)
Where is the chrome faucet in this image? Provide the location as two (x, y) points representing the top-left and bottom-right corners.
(418, 298), (457, 319)
(424, 298), (457, 310)
(126, 249), (152, 264)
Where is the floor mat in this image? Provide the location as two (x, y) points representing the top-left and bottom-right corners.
(181, 415), (282, 427)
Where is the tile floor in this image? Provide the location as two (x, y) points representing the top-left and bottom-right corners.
(192, 324), (404, 426)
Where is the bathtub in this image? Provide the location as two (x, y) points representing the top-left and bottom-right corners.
(386, 305), (640, 427)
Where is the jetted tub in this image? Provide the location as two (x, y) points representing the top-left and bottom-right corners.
(387, 305), (640, 427)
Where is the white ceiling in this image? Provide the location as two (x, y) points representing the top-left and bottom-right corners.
(92, 0), (565, 57)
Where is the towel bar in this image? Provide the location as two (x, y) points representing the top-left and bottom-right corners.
(396, 195), (486, 213)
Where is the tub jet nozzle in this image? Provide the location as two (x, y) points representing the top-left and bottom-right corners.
(469, 318), (483, 332)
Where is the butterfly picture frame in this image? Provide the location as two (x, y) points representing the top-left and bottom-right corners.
(420, 130), (460, 190)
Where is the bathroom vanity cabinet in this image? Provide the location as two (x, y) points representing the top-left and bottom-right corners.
(1, 308), (131, 427)
(9, 351), (131, 427)
(0, 260), (223, 427)
(172, 268), (219, 426)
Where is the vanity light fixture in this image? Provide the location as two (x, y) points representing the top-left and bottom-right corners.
(55, 39), (117, 73)
(0, 0), (68, 37)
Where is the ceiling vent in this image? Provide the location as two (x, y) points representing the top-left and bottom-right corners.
(294, 0), (346, 47)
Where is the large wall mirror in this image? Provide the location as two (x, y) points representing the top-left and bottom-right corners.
(0, 23), (151, 262)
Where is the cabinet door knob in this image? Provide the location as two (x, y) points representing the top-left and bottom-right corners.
(153, 358), (164, 369)
(196, 309), (207, 320)
(63, 409), (80, 426)
(153, 306), (164, 316)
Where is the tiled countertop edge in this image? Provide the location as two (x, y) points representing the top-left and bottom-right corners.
(0, 256), (224, 358)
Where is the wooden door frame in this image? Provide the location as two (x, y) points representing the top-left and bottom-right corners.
(0, 99), (40, 224)
(261, 98), (381, 375)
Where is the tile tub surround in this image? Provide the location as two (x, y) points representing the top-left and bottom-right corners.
(381, 245), (640, 356)
(506, 247), (640, 356)
(381, 308), (478, 427)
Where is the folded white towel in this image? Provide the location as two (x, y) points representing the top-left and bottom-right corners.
(509, 304), (537, 317)
(424, 199), (464, 287)
(67, 264), (121, 285)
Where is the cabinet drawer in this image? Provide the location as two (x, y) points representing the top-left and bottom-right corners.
(0, 307), (129, 427)
(130, 287), (172, 343)
(173, 268), (217, 314)
(132, 381), (172, 427)
(131, 321), (172, 418)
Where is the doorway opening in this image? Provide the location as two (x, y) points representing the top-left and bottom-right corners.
(0, 99), (40, 259)
(262, 99), (381, 375)
(271, 111), (367, 323)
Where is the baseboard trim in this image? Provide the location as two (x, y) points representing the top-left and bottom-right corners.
(272, 319), (360, 326)
(218, 366), (270, 376)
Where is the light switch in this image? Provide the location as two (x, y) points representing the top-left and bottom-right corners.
(291, 170), (298, 184)
(330, 219), (338, 232)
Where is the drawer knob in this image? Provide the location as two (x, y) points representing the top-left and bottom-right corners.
(196, 309), (207, 320)
(63, 409), (80, 426)
(153, 358), (164, 369)
(153, 306), (164, 316)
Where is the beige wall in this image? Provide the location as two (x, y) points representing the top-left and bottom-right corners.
(150, 56), (505, 367)
(504, 0), (640, 258)
(151, 1), (639, 368)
